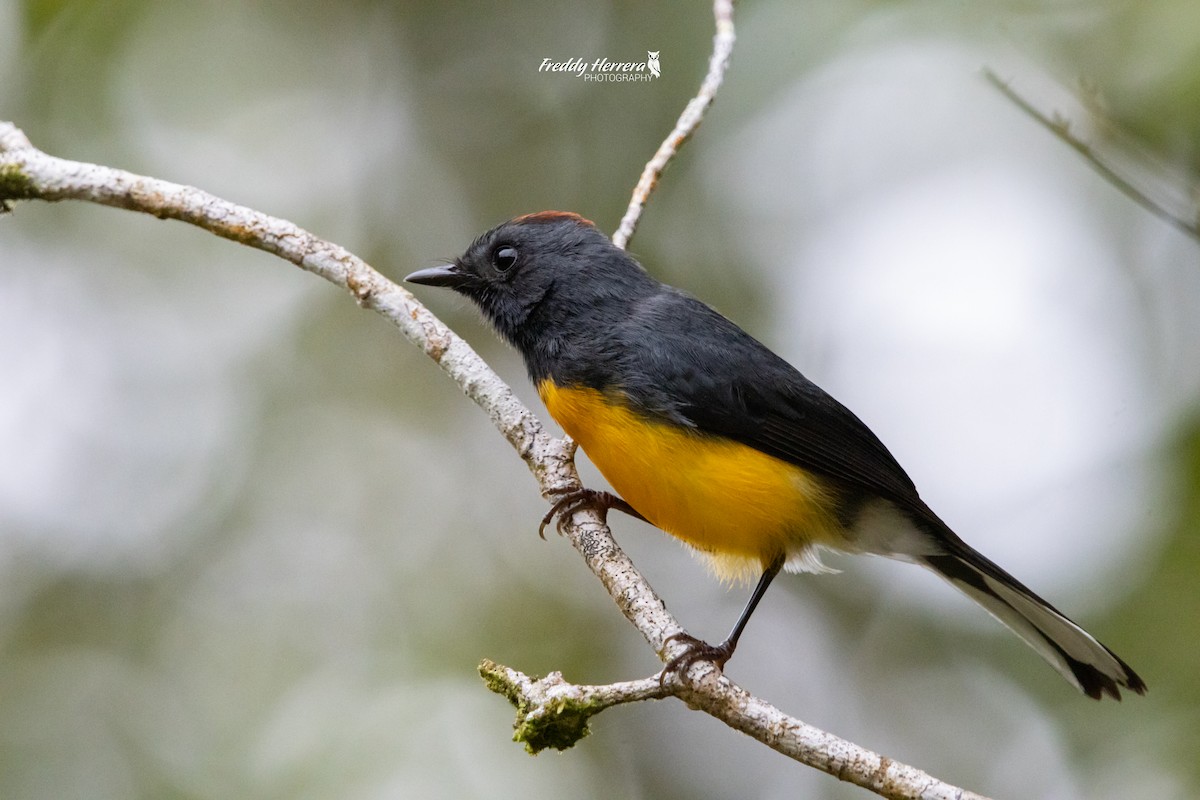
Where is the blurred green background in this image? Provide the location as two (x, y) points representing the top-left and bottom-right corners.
(2, 1), (1198, 798)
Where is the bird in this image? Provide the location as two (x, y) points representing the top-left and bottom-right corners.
(406, 210), (1147, 700)
(647, 51), (661, 78)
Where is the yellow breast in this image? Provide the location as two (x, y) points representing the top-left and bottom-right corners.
(538, 381), (842, 582)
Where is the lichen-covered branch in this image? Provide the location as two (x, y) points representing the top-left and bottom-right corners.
(674, 678), (990, 800)
(479, 660), (672, 754)
(0, 111), (681, 652)
(0, 124), (550, 475)
(482, 658), (991, 800)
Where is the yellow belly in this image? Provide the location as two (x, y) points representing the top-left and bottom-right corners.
(538, 381), (842, 582)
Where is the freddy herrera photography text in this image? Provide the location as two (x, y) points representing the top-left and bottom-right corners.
(539, 52), (661, 81)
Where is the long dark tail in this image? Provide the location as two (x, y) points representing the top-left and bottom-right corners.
(920, 542), (1146, 700)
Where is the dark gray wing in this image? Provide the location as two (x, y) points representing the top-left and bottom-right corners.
(616, 290), (926, 512)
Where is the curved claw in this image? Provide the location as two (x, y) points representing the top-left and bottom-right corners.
(659, 633), (734, 685)
(538, 488), (644, 539)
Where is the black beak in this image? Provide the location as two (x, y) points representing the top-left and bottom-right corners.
(405, 263), (467, 288)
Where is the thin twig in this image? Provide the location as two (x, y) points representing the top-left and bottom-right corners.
(983, 67), (1200, 241)
(611, 0), (735, 250)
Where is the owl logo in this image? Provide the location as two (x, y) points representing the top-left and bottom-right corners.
(647, 51), (661, 78)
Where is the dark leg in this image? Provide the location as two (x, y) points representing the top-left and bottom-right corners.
(662, 554), (785, 680)
(539, 487), (646, 539)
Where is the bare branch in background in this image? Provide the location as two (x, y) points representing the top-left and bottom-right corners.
(984, 67), (1200, 242)
(611, 0), (735, 250)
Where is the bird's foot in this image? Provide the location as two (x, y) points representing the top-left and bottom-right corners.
(538, 488), (645, 539)
(660, 633), (735, 684)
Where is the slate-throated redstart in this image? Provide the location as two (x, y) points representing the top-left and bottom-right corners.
(406, 211), (1146, 700)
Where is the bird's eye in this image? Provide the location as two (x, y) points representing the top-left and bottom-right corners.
(492, 245), (518, 272)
